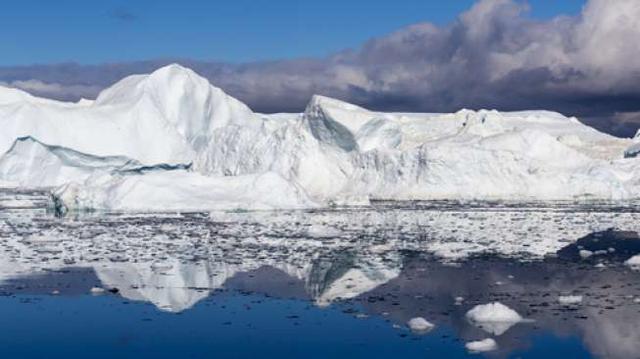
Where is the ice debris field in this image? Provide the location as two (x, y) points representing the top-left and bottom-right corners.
(0, 64), (639, 212)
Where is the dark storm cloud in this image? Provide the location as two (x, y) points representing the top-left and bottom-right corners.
(2, 0), (640, 137)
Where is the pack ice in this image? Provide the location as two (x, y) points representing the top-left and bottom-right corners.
(0, 64), (639, 211)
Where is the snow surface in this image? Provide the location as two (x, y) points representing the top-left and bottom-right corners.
(1, 63), (639, 211)
(465, 338), (498, 353)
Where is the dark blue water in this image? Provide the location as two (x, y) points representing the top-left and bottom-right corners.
(1, 251), (638, 358)
(0, 292), (593, 359)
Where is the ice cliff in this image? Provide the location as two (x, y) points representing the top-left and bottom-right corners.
(0, 64), (638, 211)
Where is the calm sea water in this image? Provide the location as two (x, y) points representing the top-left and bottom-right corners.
(0, 189), (639, 358)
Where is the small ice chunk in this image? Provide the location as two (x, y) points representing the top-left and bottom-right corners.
(466, 338), (498, 353)
(90, 287), (105, 295)
(466, 302), (522, 322)
(558, 295), (583, 305)
(466, 302), (523, 336)
(579, 250), (593, 259)
(306, 225), (343, 238)
(407, 317), (435, 333)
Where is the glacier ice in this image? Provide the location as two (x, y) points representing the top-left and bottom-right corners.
(0, 136), (144, 187)
(52, 170), (315, 214)
(0, 63), (639, 211)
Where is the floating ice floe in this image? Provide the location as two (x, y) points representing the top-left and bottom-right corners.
(579, 250), (594, 259)
(466, 302), (523, 336)
(558, 295), (583, 305)
(465, 338), (498, 353)
(90, 287), (105, 295)
(407, 317), (435, 333)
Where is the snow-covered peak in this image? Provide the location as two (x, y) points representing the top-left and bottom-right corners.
(95, 64), (205, 105)
(95, 64), (257, 147)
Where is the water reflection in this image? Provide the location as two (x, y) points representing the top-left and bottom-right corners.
(1, 190), (640, 358)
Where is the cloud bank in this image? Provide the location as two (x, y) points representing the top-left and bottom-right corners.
(2, 0), (640, 137)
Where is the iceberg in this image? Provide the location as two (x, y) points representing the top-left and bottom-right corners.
(407, 317), (436, 333)
(466, 302), (523, 336)
(465, 338), (498, 353)
(558, 295), (583, 305)
(1, 63), (639, 211)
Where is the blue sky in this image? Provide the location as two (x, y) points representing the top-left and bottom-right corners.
(0, 0), (586, 65)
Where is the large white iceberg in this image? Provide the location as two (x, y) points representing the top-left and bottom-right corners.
(0, 64), (639, 211)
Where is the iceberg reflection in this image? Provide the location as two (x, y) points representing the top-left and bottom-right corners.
(1, 190), (640, 357)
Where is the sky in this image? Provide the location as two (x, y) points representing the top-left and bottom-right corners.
(1, 0), (585, 65)
(1, 0), (640, 138)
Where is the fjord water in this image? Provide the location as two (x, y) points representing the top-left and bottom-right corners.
(1, 190), (640, 358)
